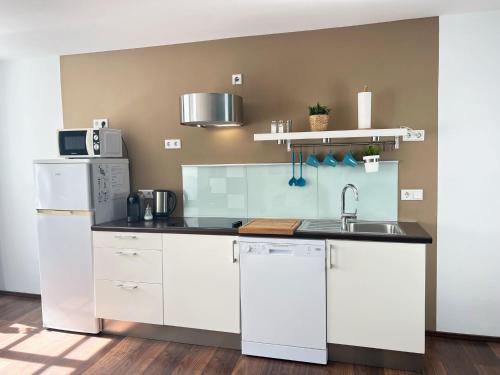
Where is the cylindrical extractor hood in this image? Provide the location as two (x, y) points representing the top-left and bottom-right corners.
(180, 93), (243, 127)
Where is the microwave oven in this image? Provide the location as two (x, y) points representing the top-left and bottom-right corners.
(58, 128), (123, 158)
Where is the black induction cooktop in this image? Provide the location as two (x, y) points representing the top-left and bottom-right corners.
(92, 217), (249, 233)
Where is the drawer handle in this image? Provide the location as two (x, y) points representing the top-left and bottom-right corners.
(114, 283), (138, 290)
(114, 234), (138, 240)
(114, 250), (138, 256)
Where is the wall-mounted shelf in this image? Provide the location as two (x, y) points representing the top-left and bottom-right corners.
(254, 127), (424, 151)
(254, 128), (410, 141)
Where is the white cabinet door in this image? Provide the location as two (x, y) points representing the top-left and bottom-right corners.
(326, 240), (426, 354)
(162, 234), (240, 333)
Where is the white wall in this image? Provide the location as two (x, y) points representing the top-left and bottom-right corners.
(438, 11), (500, 336)
(0, 57), (63, 294)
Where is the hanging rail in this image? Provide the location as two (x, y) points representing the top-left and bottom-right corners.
(288, 140), (397, 152)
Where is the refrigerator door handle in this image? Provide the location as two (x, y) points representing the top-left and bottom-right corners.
(36, 209), (93, 216)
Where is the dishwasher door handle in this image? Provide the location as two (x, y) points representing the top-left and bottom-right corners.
(269, 249), (294, 255)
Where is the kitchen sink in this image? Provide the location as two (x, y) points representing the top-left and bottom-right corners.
(346, 222), (404, 235)
(297, 220), (404, 235)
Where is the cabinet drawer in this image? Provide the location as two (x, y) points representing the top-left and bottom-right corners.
(94, 248), (162, 284)
(93, 231), (162, 250)
(95, 280), (163, 325)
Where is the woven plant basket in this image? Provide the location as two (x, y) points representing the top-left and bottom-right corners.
(309, 115), (329, 131)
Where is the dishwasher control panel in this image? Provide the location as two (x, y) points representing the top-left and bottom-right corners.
(239, 239), (325, 257)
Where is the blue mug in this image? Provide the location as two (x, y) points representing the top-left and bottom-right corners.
(343, 151), (358, 167)
(306, 153), (321, 168)
(323, 153), (338, 167)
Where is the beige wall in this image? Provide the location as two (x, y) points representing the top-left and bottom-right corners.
(60, 17), (438, 328)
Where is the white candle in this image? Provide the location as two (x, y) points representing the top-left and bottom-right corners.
(358, 91), (372, 129)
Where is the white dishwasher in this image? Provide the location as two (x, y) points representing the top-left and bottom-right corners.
(239, 237), (327, 364)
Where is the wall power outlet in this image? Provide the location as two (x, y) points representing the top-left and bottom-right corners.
(165, 139), (181, 149)
(401, 189), (424, 201)
(93, 119), (108, 129)
(232, 73), (243, 85)
(138, 189), (154, 199)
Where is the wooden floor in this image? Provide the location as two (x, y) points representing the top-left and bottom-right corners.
(0, 295), (498, 375)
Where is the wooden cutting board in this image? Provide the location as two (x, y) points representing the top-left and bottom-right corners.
(238, 219), (301, 235)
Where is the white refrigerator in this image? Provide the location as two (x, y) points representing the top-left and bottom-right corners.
(34, 158), (130, 333)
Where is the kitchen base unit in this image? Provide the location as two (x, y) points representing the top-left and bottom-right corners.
(92, 231), (242, 349)
(239, 237), (327, 365)
(91, 221), (431, 371)
(326, 239), (426, 371)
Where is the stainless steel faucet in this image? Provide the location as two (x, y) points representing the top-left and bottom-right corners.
(341, 184), (359, 231)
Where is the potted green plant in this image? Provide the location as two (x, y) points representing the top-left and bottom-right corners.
(363, 144), (380, 173)
(308, 102), (331, 131)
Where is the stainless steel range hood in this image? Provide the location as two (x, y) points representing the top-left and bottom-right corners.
(180, 93), (243, 127)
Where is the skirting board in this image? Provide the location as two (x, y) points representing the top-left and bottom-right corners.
(328, 343), (423, 372)
(102, 319), (241, 350)
(426, 330), (500, 343)
(0, 290), (41, 299)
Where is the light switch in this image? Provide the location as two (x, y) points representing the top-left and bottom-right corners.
(401, 189), (424, 201)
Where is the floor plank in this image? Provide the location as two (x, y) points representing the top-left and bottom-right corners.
(202, 347), (240, 375)
(0, 295), (498, 375)
(171, 344), (216, 375)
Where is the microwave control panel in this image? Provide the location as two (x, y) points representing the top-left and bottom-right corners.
(93, 130), (101, 155)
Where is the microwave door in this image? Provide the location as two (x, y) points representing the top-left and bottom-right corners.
(59, 130), (91, 156)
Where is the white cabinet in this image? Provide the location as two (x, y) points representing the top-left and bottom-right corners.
(93, 231), (164, 325)
(162, 234), (240, 333)
(326, 240), (426, 354)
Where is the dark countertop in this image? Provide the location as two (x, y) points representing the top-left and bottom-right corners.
(92, 217), (432, 244)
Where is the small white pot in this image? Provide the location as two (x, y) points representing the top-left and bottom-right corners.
(363, 155), (380, 173)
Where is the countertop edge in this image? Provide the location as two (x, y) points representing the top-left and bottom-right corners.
(91, 222), (432, 244)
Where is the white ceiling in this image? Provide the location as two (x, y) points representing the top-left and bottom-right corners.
(1, 0), (500, 59)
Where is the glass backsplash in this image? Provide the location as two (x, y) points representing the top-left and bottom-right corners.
(182, 162), (398, 220)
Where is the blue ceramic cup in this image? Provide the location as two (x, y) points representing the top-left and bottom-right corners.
(343, 151), (358, 167)
(323, 153), (338, 167)
(306, 153), (321, 168)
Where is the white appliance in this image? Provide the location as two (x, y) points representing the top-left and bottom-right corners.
(34, 158), (130, 333)
(57, 128), (122, 158)
(239, 237), (327, 364)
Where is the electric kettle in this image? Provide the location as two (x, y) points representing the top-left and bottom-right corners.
(153, 190), (177, 218)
